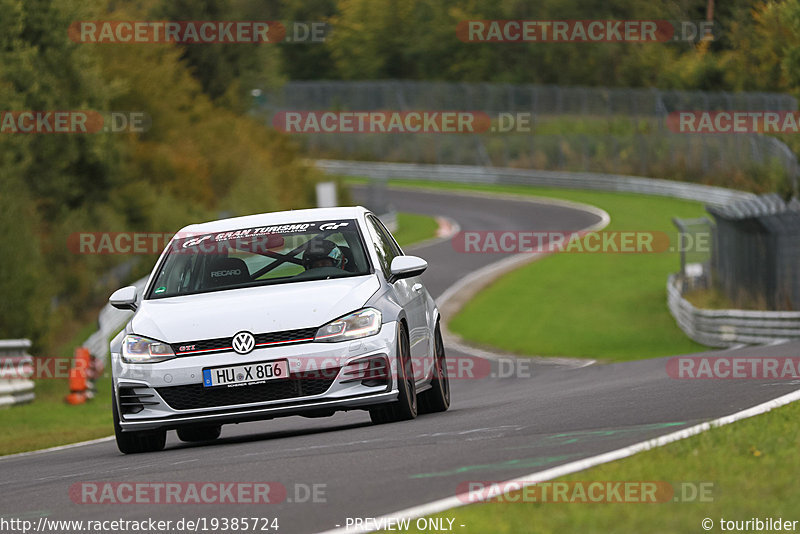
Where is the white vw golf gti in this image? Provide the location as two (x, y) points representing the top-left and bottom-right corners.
(108, 207), (450, 453)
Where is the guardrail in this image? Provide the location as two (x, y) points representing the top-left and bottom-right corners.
(667, 274), (800, 347)
(83, 278), (147, 361)
(0, 339), (35, 406)
(315, 159), (757, 207)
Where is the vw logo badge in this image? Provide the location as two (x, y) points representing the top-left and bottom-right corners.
(232, 331), (255, 355)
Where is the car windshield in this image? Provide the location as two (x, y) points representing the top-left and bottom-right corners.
(147, 219), (371, 299)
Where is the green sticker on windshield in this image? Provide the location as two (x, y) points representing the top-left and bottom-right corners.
(155, 286), (166, 294)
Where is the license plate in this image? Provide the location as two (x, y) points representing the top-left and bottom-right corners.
(203, 360), (289, 388)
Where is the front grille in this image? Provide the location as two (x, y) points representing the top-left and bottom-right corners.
(255, 328), (317, 345)
(155, 370), (338, 410)
(171, 327), (318, 356)
(175, 337), (230, 353)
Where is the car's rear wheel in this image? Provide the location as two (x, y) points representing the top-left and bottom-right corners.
(177, 425), (222, 443)
(113, 392), (166, 454)
(419, 321), (450, 414)
(370, 323), (417, 424)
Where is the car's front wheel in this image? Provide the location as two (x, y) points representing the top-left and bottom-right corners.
(113, 392), (166, 454)
(369, 322), (417, 424)
(419, 320), (450, 414)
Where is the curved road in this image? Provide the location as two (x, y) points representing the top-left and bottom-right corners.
(1, 187), (798, 533)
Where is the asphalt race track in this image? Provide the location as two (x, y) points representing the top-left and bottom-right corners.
(1, 187), (798, 533)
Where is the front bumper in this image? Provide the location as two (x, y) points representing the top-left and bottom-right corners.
(113, 321), (399, 432)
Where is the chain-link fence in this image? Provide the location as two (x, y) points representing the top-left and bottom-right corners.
(260, 80), (796, 116)
(254, 81), (799, 195)
(707, 194), (800, 311)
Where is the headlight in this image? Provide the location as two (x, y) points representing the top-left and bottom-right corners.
(122, 334), (176, 363)
(315, 308), (382, 342)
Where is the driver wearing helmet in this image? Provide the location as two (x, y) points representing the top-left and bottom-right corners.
(303, 239), (345, 270)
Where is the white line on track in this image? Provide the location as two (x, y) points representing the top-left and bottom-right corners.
(0, 436), (114, 462)
(317, 387), (800, 534)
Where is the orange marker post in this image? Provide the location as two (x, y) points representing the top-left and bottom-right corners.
(65, 347), (90, 405)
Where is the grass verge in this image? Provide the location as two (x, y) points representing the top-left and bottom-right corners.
(393, 212), (439, 248)
(399, 399), (800, 534)
(0, 322), (114, 456)
(347, 179), (707, 361)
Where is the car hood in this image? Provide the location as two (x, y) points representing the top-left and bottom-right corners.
(130, 275), (380, 342)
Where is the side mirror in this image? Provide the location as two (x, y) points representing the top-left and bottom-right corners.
(109, 286), (138, 311)
(390, 255), (427, 280)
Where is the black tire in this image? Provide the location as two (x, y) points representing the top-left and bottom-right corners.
(369, 323), (417, 424)
(113, 392), (166, 454)
(418, 321), (450, 414)
(177, 425), (222, 443)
